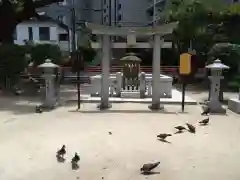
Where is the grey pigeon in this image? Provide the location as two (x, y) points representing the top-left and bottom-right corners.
(201, 106), (210, 115)
(175, 126), (186, 131)
(186, 123), (196, 133)
(71, 153), (80, 164)
(35, 106), (43, 113)
(56, 145), (66, 158)
(140, 162), (160, 173)
(157, 133), (172, 140)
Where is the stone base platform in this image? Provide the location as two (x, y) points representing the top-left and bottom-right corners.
(228, 98), (240, 114)
(67, 89), (197, 105)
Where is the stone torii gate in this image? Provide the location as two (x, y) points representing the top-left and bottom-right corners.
(85, 22), (178, 110)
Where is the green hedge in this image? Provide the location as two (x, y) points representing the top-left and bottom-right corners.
(0, 44), (63, 88)
(30, 44), (62, 66)
(0, 44), (27, 87)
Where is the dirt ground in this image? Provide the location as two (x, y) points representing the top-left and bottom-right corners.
(0, 99), (240, 180)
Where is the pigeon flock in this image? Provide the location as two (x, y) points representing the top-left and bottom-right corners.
(53, 105), (210, 175)
(56, 145), (80, 170)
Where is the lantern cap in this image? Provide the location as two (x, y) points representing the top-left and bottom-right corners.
(38, 59), (59, 68)
(205, 59), (229, 69)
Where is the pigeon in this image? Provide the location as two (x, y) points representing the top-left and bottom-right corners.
(71, 153), (80, 164)
(199, 117), (209, 125)
(56, 145), (66, 158)
(201, 106), (210, 115)
(35, 106), (43, 113)
(157, 133), (172, 140)
(174, 126), (186, 132)
(140, 162), (160, 173)
(186, 123), (196, 133)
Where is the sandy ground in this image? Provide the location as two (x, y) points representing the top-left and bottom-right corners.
(0, 99), (240, 180)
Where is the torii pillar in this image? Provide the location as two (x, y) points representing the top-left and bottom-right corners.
(98, 34), (112, 109)
(149, 34), (164, 110)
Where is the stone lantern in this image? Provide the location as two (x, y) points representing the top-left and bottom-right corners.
(206, 59), (229, 113)
(38, 59), (59, 109)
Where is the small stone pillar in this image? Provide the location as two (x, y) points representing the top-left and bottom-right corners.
(228, 88), (240, 114)
(139, 72), (146, 98)
(115, 72), (122, 97)
(38, 59), (59, 109)
(206, 59), (229, 113)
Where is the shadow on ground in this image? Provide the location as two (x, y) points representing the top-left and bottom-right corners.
(0, 95), (41, 115)
(68, 108), (190, 114)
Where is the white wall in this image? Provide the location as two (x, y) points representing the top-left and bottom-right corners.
(14, 21), (70, 52)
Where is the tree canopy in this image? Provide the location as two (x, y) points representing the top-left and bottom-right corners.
(0, 0), (63, 43)
(161, 0), (240, 60)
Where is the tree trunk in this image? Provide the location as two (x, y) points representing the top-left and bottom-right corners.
(0, 0), (17, 44)
(0, 20), (15, 44)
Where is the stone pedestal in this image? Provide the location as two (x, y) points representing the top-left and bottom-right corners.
(228, 98), (240, 114)
(228, 90), (240, 114)
(42, 74), (58, 109)
(139, 72), (146, 98)
(115, 72), (122, 97)
(208, 76), (226, 114)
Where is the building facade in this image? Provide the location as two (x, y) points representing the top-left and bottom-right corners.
(14, 16), (71, 52)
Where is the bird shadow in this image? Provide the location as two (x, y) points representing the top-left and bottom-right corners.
(157, 139), (172, 144)
(199, 123), (209, 126)
(56, 155), (65, 163)
(71, 162), (79, 170)
(201, 114), (209, 116)
(187, 130), (196, 134)
(141, 171), (160, 175)
(174, 130), (184, 134)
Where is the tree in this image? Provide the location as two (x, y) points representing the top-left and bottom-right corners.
(0, 0), (62, 44)
(161, 0), (228, 56)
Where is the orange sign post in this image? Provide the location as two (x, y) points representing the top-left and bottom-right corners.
(179, 53), (192, 112)
(179, 53), (192, 75)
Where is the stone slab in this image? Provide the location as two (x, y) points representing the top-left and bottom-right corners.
(66, 89), (197, 105)
(228, 98), (240, 114)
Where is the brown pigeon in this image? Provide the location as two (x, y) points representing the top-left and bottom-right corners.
(71, 153), (80, 164)
(157, 133), (172, 140)
(56, 145), (66, 158)
(186, 123), (196, 133)
(199, 117), (210, 125)
(140, 162), (160, 173)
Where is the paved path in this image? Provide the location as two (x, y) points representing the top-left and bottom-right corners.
(0, 101), (240, 180)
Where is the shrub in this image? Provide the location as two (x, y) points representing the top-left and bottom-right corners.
(0, 44), (27, 87)
(30, 44), (63, 66)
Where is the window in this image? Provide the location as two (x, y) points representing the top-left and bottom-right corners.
(58, 15), (63, 22)
(59, 33), (69, 41)
(28, 27), (33, 40)
(118, 3), (121, 10)
(39, 27), (50, 41)
(104, 8), (106, 13)
(118, 14), (122, 21)
(104, 0), (106, 4)
(58, 0), (66, 5)
(233, 0), (238, 2)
